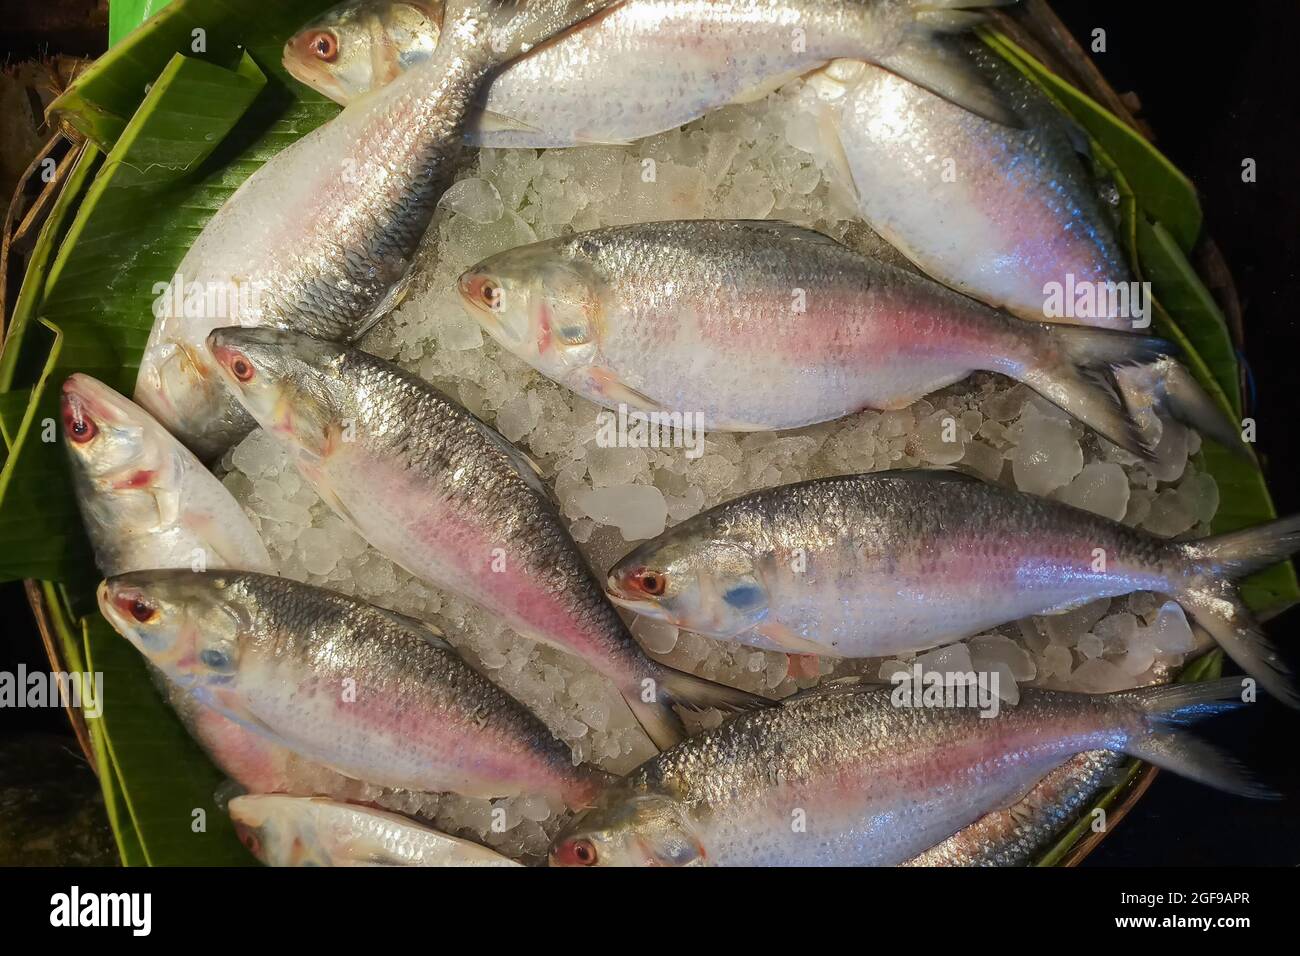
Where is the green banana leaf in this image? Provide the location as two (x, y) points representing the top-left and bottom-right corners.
(1, 0), (337, 864)
(0, 3), (1288, 866)
(981, 29), (1295, 865)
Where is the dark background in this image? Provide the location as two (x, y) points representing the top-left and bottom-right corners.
(1, 0), (1297, 865)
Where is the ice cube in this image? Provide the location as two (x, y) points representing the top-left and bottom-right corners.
(1057, 461), (1130, 521)
(1011, 407), (1083, 495)
(1152, 601), (1196, 653)
(577, 484), (669, 540)
(441, 178), (504, 224)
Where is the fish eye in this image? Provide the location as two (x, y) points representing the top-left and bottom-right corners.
(309, 31), (339, 63)
(230, 354), (255, 383)
(554, 837), (598, 866)
(635, 570), (666, 596)
(128, 598), (157, 624)
(480, 280), (502, 311)
(63, 409), (98, 444)
(238, 829), (261, 857)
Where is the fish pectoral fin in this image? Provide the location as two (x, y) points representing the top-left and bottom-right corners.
(876, 38), (1022, 128)
(1034, 596), (1105, 616)
(814, 102), (861, 205)
(752, 621), (829, 656)
(472, 109), (546, 136)
(571, 367), (664, 413)
(727, 67), (809, 107)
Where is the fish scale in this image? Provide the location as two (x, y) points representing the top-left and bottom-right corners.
(207, 327), (767, 750)
(135, 0), (622, 458)
(549, 679), (1269, 867)
(607, 469), (1300, 707)
(100, 569), (611, 808)
(459, 219), (1163, 452)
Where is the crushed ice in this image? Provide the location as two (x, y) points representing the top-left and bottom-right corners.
(215, 79), (1219, 859)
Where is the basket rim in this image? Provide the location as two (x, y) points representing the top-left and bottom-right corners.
(7, 0), (1246, 867)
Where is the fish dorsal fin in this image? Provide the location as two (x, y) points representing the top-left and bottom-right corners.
(782, 676), (883, 705)
(730, 220), (844, 248)
(866, 466), (986, 485)
(372, 606), (455, 652)
(473, 418), (555, 502)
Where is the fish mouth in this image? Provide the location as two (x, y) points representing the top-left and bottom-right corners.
(61, 374), (121, 432)
(605, 576), (671, 619)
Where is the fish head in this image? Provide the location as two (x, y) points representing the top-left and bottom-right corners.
(283, 0), (442, 106)
(62, 374), (182, 530)
(135, 333), (246, 461)
(549, 792), (705, 867)
(229, 795), (330, 866)
(62, 374), (157, 484)
(98, 570), (247, 688)
(607, 532), (768, 638)
(457, 241), (603, 381)
(207, 327), (353, 459)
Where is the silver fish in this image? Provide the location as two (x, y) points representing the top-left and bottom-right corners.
(99, 569), (613, 809)
(136, 0), (621, 458)
(458, 219), (1161, 454)
(61, 373), (272, 576)
(206, 326), (765, 750)
(607, 469), (1300, 706)
(549, 678), (1270, 866)
(230, 794), (521, 866)
(903, 750), (1123, 866)
(811, 42), (1131, 327)
(284, 0), (1021, 141)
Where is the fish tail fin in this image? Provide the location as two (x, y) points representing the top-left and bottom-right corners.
(1181, 514), (1300, 580)
(623, 692), (689, 751)
(627, 665), (771, 750)
(1018, 324), (1171, 460)
(1116, 678), (1278, 798)
(875, 2), (1021, 126)
(448, 0), (622, 69)
(1169, 576), (1300, 709)
(1156, 358), (1254, 459)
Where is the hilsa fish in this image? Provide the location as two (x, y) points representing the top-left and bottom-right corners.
(458, 219), (1161, 456)
(282, 5), (1245, 459)
(284, 0), (1020, 143)
(230, 794), (521, 866)
(135, 0), (621, 458)
(809, 43), (1130, 328)
(903, 750), (1123, 866)
(61, 373), (273, 576)
(607, 469), (1300, 707)
(60, 375), (442, 810)
(99, 569), (613, 809)
(549, 678), (1272, 866)
(206, 326), (765, 750)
